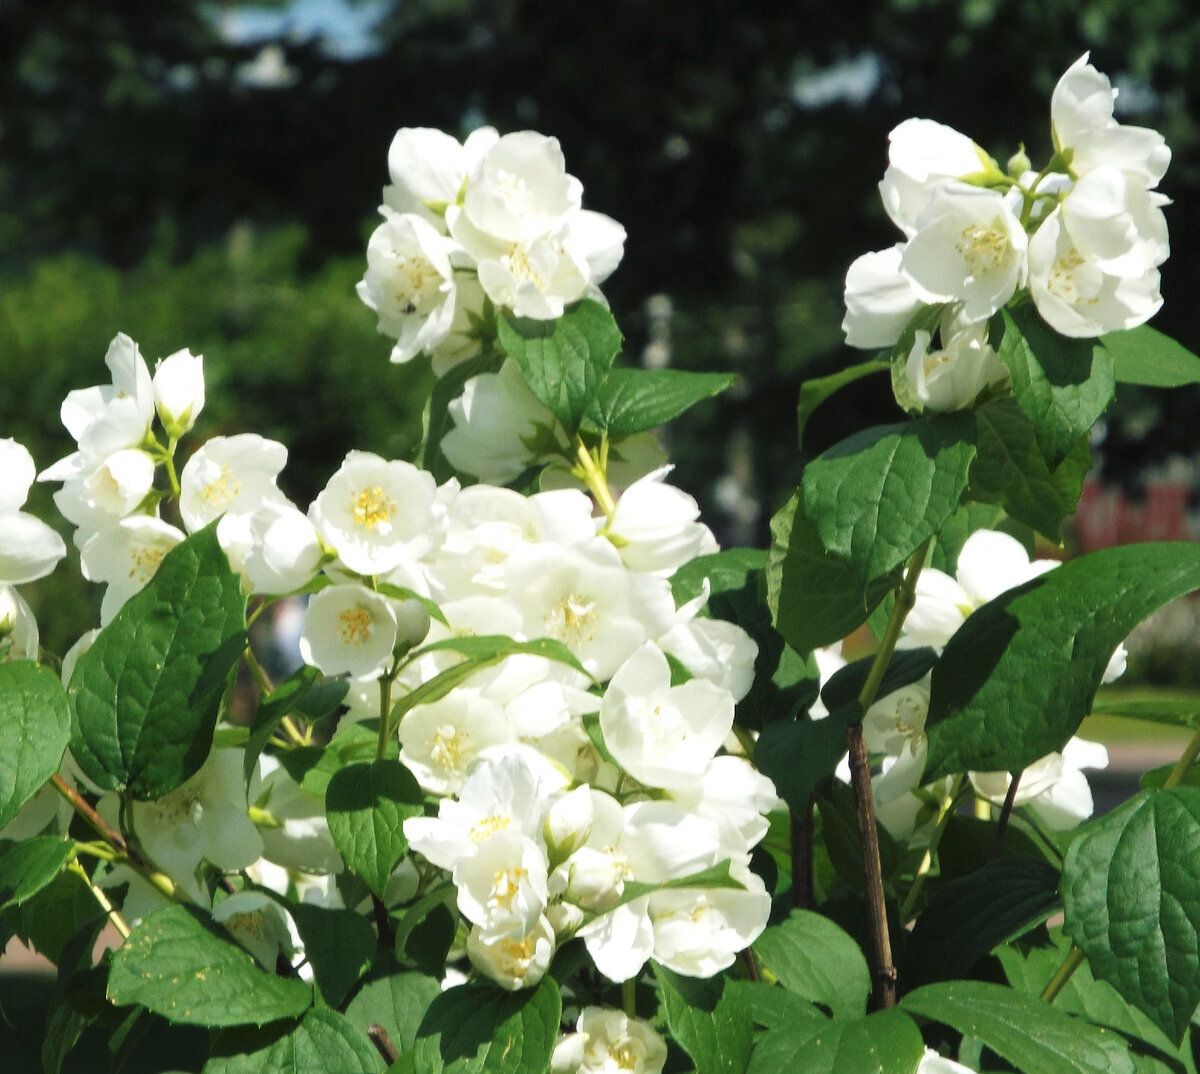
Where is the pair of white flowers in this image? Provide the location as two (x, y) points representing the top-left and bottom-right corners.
(358, 126), (625, 367)
(844, 54), (1170, 412)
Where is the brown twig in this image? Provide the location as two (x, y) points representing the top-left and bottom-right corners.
(990, 770), (1023, 860)
(791, 795), (815, 910)
(367, 1024), (400, 1065)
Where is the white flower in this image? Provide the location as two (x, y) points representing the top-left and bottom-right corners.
(453, 829), (549, 935)
(971, 737), (1108, 831)
(904, 319), (1007, 412)
(397, 689), (513, 795)
(80, 516), (186, 623)
(658, 612), (758, 702)
(102, 747), (263, 899)
(603, 466), (717, 575)
(384, 125), (498, 225)
(551, 1007), (668, 1074)
(599, 643), (734, 790)
(179, 434), (288, 533)
(1028, 206), (1163, 337)
(880, 118), (1000, 236)
(0, 439), (67, 584)
(0, 586), (39, 663)
(212, 890), (298, 970)
(648, 865), (771, 977)
(841, 244), (923, 350)
(242, 500), (324, 595)
(52, 448), (157, 535)
(667, 755), (783, 855)
(466, 913), (556, 990)
(1051, 54), (1170, 188)
(902, 185), (1027, 321)
(251, 754), (343, 874)
(153, 348), (205, 437)
(299, 583), (399, 680)
(358, 208), (457, 363)
(309, 450), (441, 575)
(917, 1047), (976, 1074)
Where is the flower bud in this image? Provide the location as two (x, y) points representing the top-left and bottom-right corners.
(1006, 145), (1032, 178)
(153, 349), (205, 438)
(543, 785), (594, 866)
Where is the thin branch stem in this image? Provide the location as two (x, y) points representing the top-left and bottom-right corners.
(899, 774), (964, 923)
(847, 537), (932, 1010)
(791, 795), (815, 911)
(367, 1024), (400, 1065)
(68, 860), (131, 940)
(990, 770), (1023, 860)
(1164, 724), (1200, 790)
(622, 977), (637, 1018)
(244, 643), (306, 747)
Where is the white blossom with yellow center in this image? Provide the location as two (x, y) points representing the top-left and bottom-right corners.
(454, 829), (549, 937)
(79, 515), (186, 623)
(299, 583), (398, 680)
(465, 912), (556, 991)
(397, 689), (512, 795)
(179, 433), (288, 533)
(551, 1006), (668, 1074)
(309, 450), (441, 576)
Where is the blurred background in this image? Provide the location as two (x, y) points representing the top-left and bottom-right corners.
(4, 0), (1200, 657)
(3, 4), (1200, 1069)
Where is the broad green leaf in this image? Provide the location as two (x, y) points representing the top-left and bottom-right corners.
(755, 707), (854, 815)
(108, 905), (312, 1027)
(727, 980), (826, 1030)
(969, 396), (1091, 541)
(585, 367), (734, 437)
(375, 582), (450, 627)
(994, 305), (1115, 466)
(767, 490), (896, 653)
(747, 1009), (925, 1074)
(817, 780), (900, 889)
(925, 543), (1200, 780)
(69, 524), (247, 799)
(287, 903), (376, 1009)
(343, 965), (442, 1056)
(999, 928), (1187, 1063)
(498, 299), (621, 434)
(204, 1007), (380, 1074)
(655, 963), (752, 1074)
(1090, 695), (1200, 729)
(0, 836), (76, 913)
(1062, 788), (1200, 1045)
(41, 917), (108, 1074)
(1103, 325), (1200, 387)
(0, 660), (70, 829)
(802, 413), (976, 590)
(411, 977), (561, 1074)
(797, 359), (889, 447)
(670, 548), (768, 609)
(901, 980), (1136, 1074)
(8, 867), (99, 965)
(902, 858), (1061, 987)
(326, 760), (424, 898)
(753, 910), (871, 1020)
(928, 500), (1009, 575)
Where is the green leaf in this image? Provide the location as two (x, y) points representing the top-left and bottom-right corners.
(243, 664), (324, 784)
(0, 660), (70, 830)
(343, 965), (442, 1057)
(925, 542), (1200, 781)
(903, 858), (1061, 988)
(797, 359), (889, 447)
(69, 523), (247, 799)
(204, 1007), (381, 1074)
(969, 396), (1090, 541)
(994, 305), (1115, 466)
(753, 910), (871, 1020)
(0, 836), (76, 913)
(727, 980), (826, 1030)
(747, 1009), (925, 1074)
(655, 964), (751, 1074)
(287, 903), (376, 1009)
(766, 490), (896, 653)
(411, 635), (591, 680)
(1062, 788), (1200, 1045)
(326, 760), (425, 898)
(817, 781), (900, 889)
(802, 413), (976, 590)
(498, 299), (621, 434)
(108, 905), (311, 1027)
(900, 980), (1136, 1074)
(1103, 325), (1200, 387)
(8, 867), (99, 965)
(1090, 695), (1200, 729)
(670, 548), (768, 609)
(821, 648), (937, 715)
(411, 977), (561, 1074)
(999, 928), (1187, 1062)
(755, 708), (855, 816)
(585, 367), (734, 437)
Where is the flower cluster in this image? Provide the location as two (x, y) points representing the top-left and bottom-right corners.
(358, 126), (625, 368)
(844, 54), (1170, 411)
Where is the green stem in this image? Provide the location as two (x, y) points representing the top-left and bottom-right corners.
(1164, 725), (1200, 790)
(67, 860), (131, 940)
(857, 539), (931, 713)
(376, 666), (397, 760)
(899, 775), (964, 922)
(575, 438), (617, 521)
(622, 977), (637, 1018)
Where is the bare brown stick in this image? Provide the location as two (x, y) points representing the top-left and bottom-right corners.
(846, 721), (896, 1009)
(791, 794), (815, 910)
(368, 1023), (400, 1065)
(372, 894), (395, 950)
(53, 773), (132, 859)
